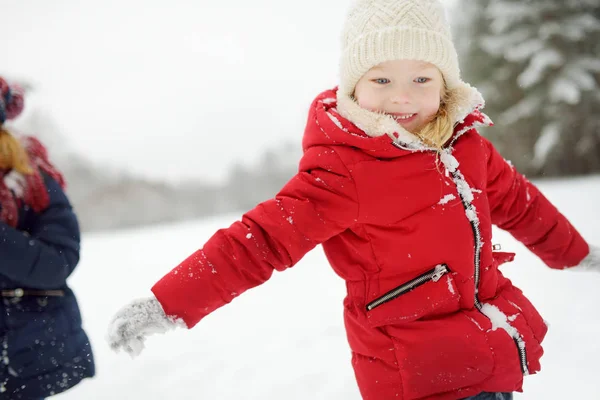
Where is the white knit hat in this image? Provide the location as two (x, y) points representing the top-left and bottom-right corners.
(336, 0), (485, 146)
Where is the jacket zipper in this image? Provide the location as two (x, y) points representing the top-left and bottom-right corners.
(451, 170), (530, 375)
(366, 264), (449, 311)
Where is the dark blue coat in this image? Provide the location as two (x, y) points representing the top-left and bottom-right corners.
(0, 173), (95, 399)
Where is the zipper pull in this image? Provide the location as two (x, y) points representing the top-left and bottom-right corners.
(431, 264), (448, 282)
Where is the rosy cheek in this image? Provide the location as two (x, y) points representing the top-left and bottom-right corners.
(357, 97), (376, 112)
(426, 102), (441, 118)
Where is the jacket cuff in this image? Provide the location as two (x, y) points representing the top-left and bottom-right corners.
(569, 245), (600, 272)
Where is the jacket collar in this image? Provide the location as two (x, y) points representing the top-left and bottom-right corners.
(335, 81), (490, 150)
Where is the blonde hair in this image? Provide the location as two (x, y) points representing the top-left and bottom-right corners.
(416, 81), (454, 150)
(0, 128), (33, 174)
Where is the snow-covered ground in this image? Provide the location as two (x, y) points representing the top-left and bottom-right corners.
(55, 175), (600, 400)
(2, 1), (597, 398)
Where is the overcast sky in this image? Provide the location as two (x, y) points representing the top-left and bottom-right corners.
(1, 0), (456, 184)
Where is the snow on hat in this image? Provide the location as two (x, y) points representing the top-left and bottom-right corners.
(336, 0), (485, 145)
(0, 77), (25, 125)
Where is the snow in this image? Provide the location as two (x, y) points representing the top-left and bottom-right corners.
(479, 303), (528, 374)
(446, 276), (456, 295)
(487, 3), (536, 33)
(578, 57), (600, 73)
(480, 28), (530, 57)
(533, 123), (560, 168)
(326, 112), (346, 131)
(480, 304), (521, 341)
(438, 194), (456, 205)
(452, 171), (476, 204)
(48, 175), (600, 400)
(466, 207), (479, 223)
(559, 14), (600, 41)
(2, 0), (598, 397)
(504, 39), (544, 62)
(2, 171), (26, 198)
(563, 64), (597, 92)
(518, 49), (563, 89)
(499, 95), (542, 126)
(440, 150), (459, 173)
(549, 77), (582, 105)
(478, 1), (600, 112)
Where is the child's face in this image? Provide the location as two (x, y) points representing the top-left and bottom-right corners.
(354, 60), (444, 133)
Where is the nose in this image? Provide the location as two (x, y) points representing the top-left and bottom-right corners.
(389, 89), (412, 104)
(390, 91), (410, 104)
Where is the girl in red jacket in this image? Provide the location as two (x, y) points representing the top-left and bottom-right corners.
(107, 1), (599, 399)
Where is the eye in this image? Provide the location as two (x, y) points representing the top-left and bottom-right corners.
(372, 78), (390, 85)
(415, 77), (430, 84)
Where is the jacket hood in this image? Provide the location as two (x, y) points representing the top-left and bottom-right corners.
(302, 88), (493, 159)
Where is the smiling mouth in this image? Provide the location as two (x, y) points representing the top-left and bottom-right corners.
(391, 113), (417, 122)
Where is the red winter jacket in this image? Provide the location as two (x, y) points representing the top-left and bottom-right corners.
(152, 88), (589, 400)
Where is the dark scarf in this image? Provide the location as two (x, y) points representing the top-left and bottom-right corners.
(0, 136), (65, 227)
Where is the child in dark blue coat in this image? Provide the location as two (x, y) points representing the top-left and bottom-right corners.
(0, 77), (95, 399)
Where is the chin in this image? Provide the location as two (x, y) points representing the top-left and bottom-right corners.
(403, 123), (422, 134)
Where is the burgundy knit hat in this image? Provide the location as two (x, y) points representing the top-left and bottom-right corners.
(0, 77), (25, 125)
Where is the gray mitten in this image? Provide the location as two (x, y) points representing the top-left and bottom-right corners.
(107, 297), (185, 357)
(570, 245), (600, 273)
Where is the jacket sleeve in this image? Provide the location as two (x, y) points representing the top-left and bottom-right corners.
(0, 173), (80, 288)
(484, 137), (589, 269)
(152, 146), (359, 328)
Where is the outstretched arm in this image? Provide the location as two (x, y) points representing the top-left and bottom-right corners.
(108, 146), (360, 355)
(152, 145), (359, 327)
(484, 137), (590, 270)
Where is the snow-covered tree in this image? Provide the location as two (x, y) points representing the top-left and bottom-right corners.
(454, 0), (600, 176)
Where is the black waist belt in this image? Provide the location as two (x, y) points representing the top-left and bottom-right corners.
(1, 288), (65, 298)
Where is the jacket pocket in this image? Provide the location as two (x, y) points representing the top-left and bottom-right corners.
(366, 264), (461, 327)
(387, 311), (496, 399)
(360, 265), (497, 398)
